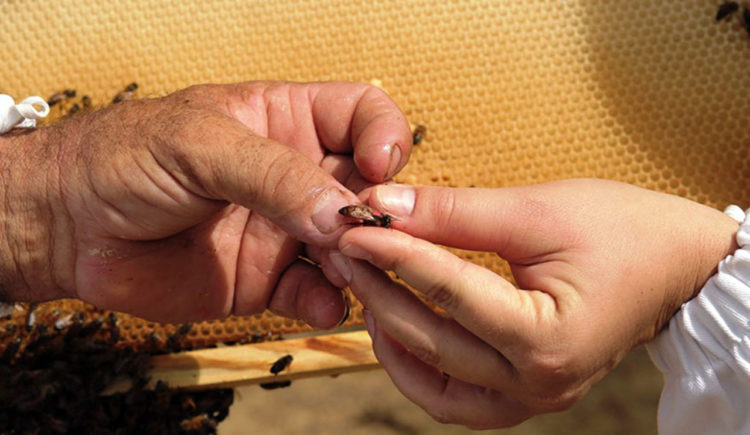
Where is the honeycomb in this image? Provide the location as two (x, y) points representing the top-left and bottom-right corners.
(0, 0), (749, 350)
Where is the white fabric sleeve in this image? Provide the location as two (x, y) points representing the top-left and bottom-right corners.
(0, 94), (49, 134)
(646, 205), (750, 435)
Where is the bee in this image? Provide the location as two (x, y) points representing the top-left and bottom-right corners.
(744, 7), (750, 36)
(167, 322), (193, 351)
(149, 332), (162, 345)
(177, 322), (194, 336)
(270, 354), (293, 375)
(716, 2), (739, 21)
(180, 414), (217, 431)
(54, 313), (74, 331)
(338, 205), (392, 228)
(1, 337), (21, 362)
(81, 95), (92, 109)
(112, 82), (138, 103)
(0, 302), (13, 319)
(108, 312), (120, 344)
(79, 316), (104, 337)
(26, 307), (37, 331)
(412, 124), (427, 146)
(47, 89), (76, 107)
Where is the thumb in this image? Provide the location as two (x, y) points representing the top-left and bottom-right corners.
(365, 183), (570, 261)
(154, 112), (359, 245)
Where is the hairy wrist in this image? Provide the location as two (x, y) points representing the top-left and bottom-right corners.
(0, 127), (74, 301)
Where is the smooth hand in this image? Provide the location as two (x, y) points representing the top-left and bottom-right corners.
(0, 82), (411, 325)
(327, 179), (739, 428)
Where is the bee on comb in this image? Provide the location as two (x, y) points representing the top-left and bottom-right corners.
(716, 2), (739, 21)
(412, 124), (426, 146)
(112, 82), (138, 104)
(47, 89), (76, 107)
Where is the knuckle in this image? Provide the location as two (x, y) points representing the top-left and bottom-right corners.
(417, 255), (467, 312)
(429, 188), (458, 231)
(520, 349), (584, 412)
(525, 345), (575, 380)
(422, 278), (458, 311)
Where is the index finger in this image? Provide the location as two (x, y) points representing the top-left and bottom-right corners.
(338, 227), (556, 349)
(364, 184), (573, 262)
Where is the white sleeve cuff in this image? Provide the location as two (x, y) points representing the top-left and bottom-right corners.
(0, 94), (49, 134)
(646, 206), (750, 435)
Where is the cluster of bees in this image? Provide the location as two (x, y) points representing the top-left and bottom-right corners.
(0, 304), (235, 433)
(716, 2), (750, 35)
(46, 82), (138, 117)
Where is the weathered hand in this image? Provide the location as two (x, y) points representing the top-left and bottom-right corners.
(0, 81), (411, 326)
(327, 179), (739, 428)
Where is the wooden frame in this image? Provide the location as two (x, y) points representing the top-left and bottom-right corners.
(105, 329), (378, 393)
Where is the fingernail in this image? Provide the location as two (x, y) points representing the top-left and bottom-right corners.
(311, 188), (351, 234)
(363, 309), (376, 341)
(375, 184), (415, 219)
(336, 293), (351, 327)
(385, 143), (402, 180)
(339, 243), (372, 262)
(329, 250), (353, 282)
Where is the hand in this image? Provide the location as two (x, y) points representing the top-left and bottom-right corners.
(0, 81), (411, 326)
(327, 179), (739, 428)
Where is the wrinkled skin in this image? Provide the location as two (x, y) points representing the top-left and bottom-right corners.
(0, 82), (412, 326)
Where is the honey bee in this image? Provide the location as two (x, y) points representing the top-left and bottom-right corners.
(716, 2), (739, 21)
(47, 89), (76, 107)
(167, 322), (193, 351)
(108, 312), (120, 344)
(338, 205), (392, 228)
(412, 124), (427, 146)
(112, 82), (138, 103)
(26, 306), (37, 331)
(270, 354), (293, 374)
(54, 313), (74, 331)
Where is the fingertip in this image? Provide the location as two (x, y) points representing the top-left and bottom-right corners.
(353, 139), (411, 182)
(369, 183), (416, 221)
(297, 282), (348, 330)
(350, 88), (411, 182)
(302, 186), (363, 246)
